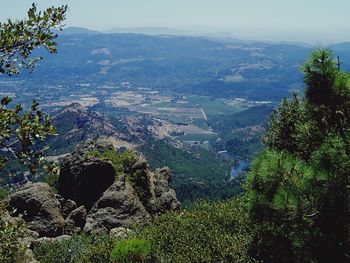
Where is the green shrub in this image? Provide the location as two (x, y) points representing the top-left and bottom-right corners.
(133, 199), (255, 263)
(110, 239), (151, 263)
(34, 233), (116, 263)
(0, 188), (9, 200)
(88, 148), (150, 201)
(87, 149), (137, 176)
(0, 204), (25, 263)
(45, 171), (59, 192)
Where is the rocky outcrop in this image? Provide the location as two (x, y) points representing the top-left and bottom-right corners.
(58, 140), (116, 209)
(4, 183), (65, 237)
(59, 139), (180, 234)
(109, 227), (132, 239)
(3, 139), (180, 238)
(147, 167), (181, 215)
(83, 163), (180, 234)
(4, 182), (88, 238)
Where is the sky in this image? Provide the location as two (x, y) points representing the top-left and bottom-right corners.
(1, 0), (350, 43)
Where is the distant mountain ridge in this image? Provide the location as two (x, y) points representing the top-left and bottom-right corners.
(18, 27), (350, 101)
(25, 31), (317, 100)
(105, 26), (195, 36)
(58, 27), (102, 35)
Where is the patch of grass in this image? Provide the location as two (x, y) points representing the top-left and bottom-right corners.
(110, 239), (151, 263)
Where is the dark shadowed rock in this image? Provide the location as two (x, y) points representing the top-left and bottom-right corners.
(4, 182), (64, 237)
(64, 205), (87, 235)
(60, 198), (77, 218)
(83, 158), (180, 233)
(84, 174), (151, 234)
(58, 140), (116, 209)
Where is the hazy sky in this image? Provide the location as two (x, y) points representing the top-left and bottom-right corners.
(1, 0), (350, 43)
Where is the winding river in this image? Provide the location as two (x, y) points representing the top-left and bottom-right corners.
(219, 151), (250, 180)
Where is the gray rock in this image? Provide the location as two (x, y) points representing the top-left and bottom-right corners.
(23, 248), (38, 263)
(150, 167), (181, 215)
(2, 139), (181, 239)
(1, 209), (25, 225)
(84, 174), (151, 234)
(21, 229), (40, 249)
(137, 166), (181, 216)
(4, 182), (65, 237)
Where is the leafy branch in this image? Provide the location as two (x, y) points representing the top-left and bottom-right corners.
(0, 3), (68, 75)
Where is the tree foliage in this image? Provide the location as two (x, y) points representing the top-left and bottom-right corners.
(247, 48), (350, 262)
(0, 97), (56, 173)
(0, 5), (66, 261)
(0, 3), (67, 76)
(0, 3), (67, 173)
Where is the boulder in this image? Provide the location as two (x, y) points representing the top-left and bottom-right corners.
(60, 199), (77, 218)
(84, 174), (151, 234)
(4, 183), (65, 237)
(64, 205), (87, 235)
(58, 140), (116, 209)
(83, 155), (180, 233)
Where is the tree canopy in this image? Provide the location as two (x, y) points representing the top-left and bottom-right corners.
(0, 3), (67, 76)
(246, 48), (350, 262)
(0, 3), (67, 173)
